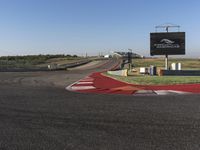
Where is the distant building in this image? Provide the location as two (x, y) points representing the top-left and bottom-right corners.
(112, 51), (143, 58)
(104, 54), (112, 58)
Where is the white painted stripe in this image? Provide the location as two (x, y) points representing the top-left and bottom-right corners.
(80, 79), (94, 82)
(76, 82), (93, 84)
(66, 76), (92, 91)
(135, 90), (154, 94)
(134, 90), (157, 96)
(154, 90), (173, 95)
(70, 86), (96, 90)
(83, 77), (93, 78)
(65, 76), (94, 91)
(82, 77), (92, 78)
(154, 90), (190, 95)
(82, 77), (93, 79)
(66, 82), (80, 91)
(167, 90), (191, 94)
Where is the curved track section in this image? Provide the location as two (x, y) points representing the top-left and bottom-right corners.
(0, 59), (200, 149)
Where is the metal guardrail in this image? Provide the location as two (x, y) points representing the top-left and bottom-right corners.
(60, 60), (91, 69)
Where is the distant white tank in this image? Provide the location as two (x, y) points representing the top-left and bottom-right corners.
(171, 63), (181, 70)
(178, 63), (181, 70)
(171, 63), (177, 70)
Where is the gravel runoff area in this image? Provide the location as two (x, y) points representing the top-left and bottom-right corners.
(0, 59), (200, 150)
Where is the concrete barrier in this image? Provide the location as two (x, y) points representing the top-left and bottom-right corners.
(107, 69), (128, 76)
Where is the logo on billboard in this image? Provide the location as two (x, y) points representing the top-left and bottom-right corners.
(154, 38), (180, 49)
(160, 39), (175, 44)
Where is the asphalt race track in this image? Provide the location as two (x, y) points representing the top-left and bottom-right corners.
(0, 59), (200, 150)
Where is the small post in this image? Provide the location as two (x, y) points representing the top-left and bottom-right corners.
(165, 54), (168, 70)
(129, 63), (132, 72)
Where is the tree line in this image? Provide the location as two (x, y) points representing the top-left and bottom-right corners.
(0, 54), (78, 61)
(0, 54), (79, 67)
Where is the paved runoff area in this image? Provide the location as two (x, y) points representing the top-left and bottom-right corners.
(1, 59), (200, 150)
(67, 72), (200, 96)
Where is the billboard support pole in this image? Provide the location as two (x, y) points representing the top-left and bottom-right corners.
(165, 54), (168, 70)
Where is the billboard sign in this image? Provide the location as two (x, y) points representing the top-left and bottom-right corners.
(150, 32), (185, 55)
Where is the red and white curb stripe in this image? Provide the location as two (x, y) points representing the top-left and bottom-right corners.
(66, 76), (191, 95)
(66, 76), (96, 91)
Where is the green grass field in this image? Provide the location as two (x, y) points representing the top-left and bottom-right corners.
(106, 73), (200, 85)
(106, 58), (200, 85)
(133, 58), (200, 70)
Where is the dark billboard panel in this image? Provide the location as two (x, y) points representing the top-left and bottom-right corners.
(150, 32), (185, 55)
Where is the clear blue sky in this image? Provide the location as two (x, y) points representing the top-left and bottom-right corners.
(0, 0), (200, 57)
